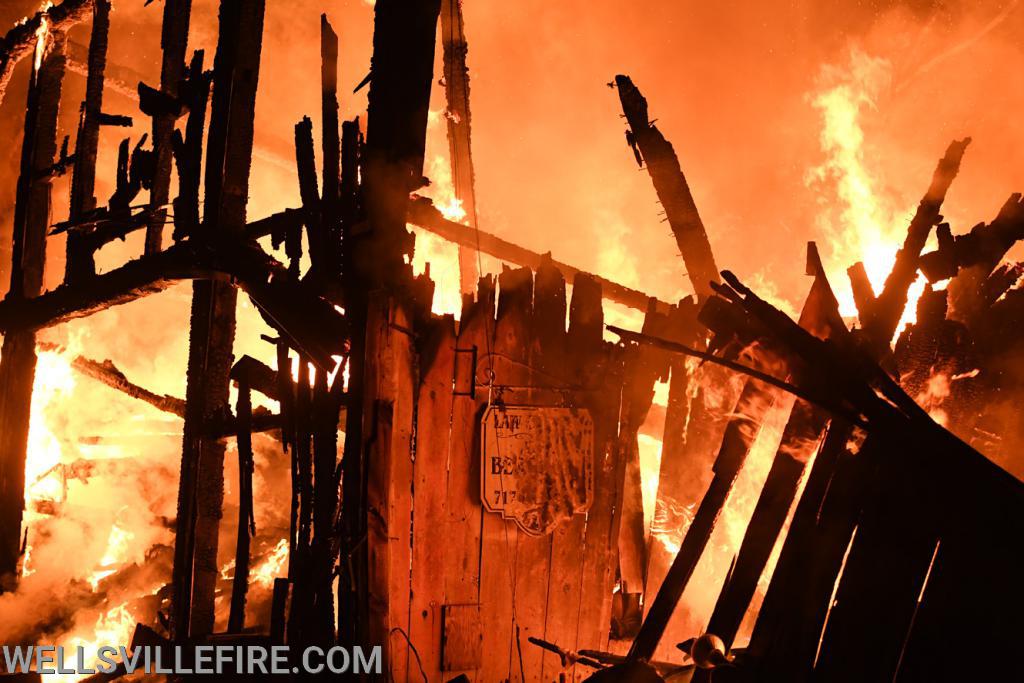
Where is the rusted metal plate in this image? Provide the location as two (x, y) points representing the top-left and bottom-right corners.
(480, 405), (594, 535)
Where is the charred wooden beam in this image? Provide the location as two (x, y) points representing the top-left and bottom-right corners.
(862, 138), (970, 347)
(408, 194), (671, 313)
(921, 193), (1024, 282)
(171, 50), (211, 241)
(0, 0), (90, 105)
(148, 0), (193, 253)
(0, 30), (66, 585)
(227, 378), (255, 633)
(615, 74), (719, 299)
(359, 0), (441, 284)
(64, 0), (110, 284)
(847, 261), (875, 324)
(173, 0), (265, 641)
(294, 116), (320, 277)
(320, 14), (341, 280)
(70, 353), (187, 417)
(440, 0), (480, 294)
(627, 377), (778, 661)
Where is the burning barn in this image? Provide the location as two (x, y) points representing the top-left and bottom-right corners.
(0, 0), (1022, 681)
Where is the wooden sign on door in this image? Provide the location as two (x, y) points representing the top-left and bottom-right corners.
(480, 405), (594, 535)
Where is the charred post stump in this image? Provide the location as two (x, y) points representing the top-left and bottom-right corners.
(0, 29), (66, 586)
(171, 0), (265, 640)
(64, 0), (110, 284)
(339, 0), (441, 658)
(146, 0), (192, 254)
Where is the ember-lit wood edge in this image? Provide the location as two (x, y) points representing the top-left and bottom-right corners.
(0, 0), (93, 105)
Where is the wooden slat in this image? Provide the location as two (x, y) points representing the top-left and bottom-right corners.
(409, 315), (457, 681)
(812, 446), (937, 681)
(533, 261), (582, 682)
(441, 277), (494, 679)
(570, 274), (624, 670)
(365, 295), (417, 678)
(489, 265), (553, 682)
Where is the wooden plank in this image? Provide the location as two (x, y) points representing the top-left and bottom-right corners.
(0, 31), (66, 581)
(615, 75), (718, 298)
(570, 274), (625, 668)
(361, 0), (442, 283)
(745, 427), (874, 682)
(319, 14), (341, 279)
(532, 261), (582, 682)
(364, 295), (417, 678)
(480, 265), (549, 682)
(702, 400), (825, 651)
(811, 447), (937, 682)
(172, 0), (265, 640)
(409, 315), (457, 680)
(442, 604), (483, 671)
(440, 277), (494, 679)
(629, 377), (778, 661)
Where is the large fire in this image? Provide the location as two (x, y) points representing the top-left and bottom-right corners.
(1, 0), (1021, 677)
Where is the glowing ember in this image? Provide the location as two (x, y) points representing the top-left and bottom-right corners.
(33, 14), (49, 73)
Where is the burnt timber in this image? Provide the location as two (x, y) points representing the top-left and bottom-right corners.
(0, 2), (1021, 682)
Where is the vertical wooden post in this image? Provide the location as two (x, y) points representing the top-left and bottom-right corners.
(171, 0), (265, 640)
(571, 274), (626, 660)
(64, 0), (110, 284)
(0, 29), (66, 585)
(615, 75), (719, 299)
(440, 0), (480, 294)
(146, 0), (193, 254)
(409, 314), (457, 681)
(320, 15), (341, 279)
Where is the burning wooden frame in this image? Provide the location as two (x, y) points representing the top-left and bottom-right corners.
(0, 1), (1022, 682)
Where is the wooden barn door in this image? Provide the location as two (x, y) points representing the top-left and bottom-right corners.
(384, 265), (628, 682)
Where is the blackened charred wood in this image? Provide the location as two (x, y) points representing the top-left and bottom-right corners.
(339, 117), (361, 257)
(173, 0), (265, 641)
(440, 0), (480, 294)
(72, 353), (187, 417)
(294, 117), (320, 278)
(615, 74), (718, 299)
(627, 377), (776, 661)
(65, 0), (110, 284)
(0, 240), (347, 367)
(0, 35), (66, 582)
(310, 371), (341, 641)
(862, 138), (970, 347)
(171, 50), (210, 241)
(360, 0), (442, 284)
(847, 261), (875, 325)
(0, 0), (90, 105)
(228, 378), (255, 633)
(921, 193), (1024, 282)
(231, 355), (280, 402)
(287, 357), (315, 645)
(247, 207), (304, 242)
(320, 15), (342, 280)
(696, 400), (826, 673)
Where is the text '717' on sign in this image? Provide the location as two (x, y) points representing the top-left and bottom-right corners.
(480, 405), (594, 536)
